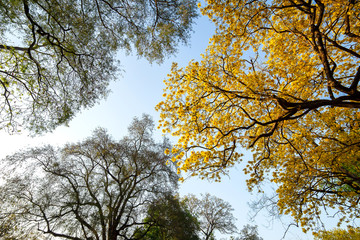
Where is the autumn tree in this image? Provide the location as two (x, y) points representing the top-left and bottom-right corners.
(157, 0), (360, 232)
(0, 115), (178, 240)
(134, 194), (200, 240)
(0, 0), (197, 133)
(183, 193), (237, 240)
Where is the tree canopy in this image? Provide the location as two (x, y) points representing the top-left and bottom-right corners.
(0, 0), (197, 133)
(0, 115), (178, 240)
(156, 0), (360, 232)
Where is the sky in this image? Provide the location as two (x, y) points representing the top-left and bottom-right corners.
(0, 5), (340, 240)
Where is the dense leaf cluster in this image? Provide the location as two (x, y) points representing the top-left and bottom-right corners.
(0, 0), (197, 133)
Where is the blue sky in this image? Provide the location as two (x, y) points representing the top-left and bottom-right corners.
(0, 5), (334, 240)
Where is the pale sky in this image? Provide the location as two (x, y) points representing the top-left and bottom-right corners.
(0, 5), (340, 240)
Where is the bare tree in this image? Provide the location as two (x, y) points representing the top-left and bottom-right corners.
(183, 193), (237, 240)
(0, 114), (178, 240)
(238, 225), (263, 240)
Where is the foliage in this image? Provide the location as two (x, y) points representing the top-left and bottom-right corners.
(134, 194), (200, 240)
(156, 0), (360, 232)
(314, 226), (360, 240)
(183, 193), (237, 240)
(0, 115), (178, 240)
(0, 214), (42, 240)
(0, 0), (198, 133)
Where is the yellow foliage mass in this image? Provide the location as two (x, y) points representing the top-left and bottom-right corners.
(156, 0), (360, 232)
(314, 226), (360, 240)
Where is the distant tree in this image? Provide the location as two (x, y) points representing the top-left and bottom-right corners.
(314, 227), (360, 240)
(0, 0), (197, 133)
(183, 193), (237, 240)
(236, 225), (263, 240)
(134, 194), (200, 240)
(0, 115), (178, 239)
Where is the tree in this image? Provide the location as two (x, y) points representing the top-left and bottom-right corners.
(314, 226), (360, 240)
(134, 194), (200, 240)
(0, 0), (197, 133)
(0, 114), (178, 239)
(156, 0), (360, 232)
(183, 193), (237, 240)
(238, 225), (263, 240)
